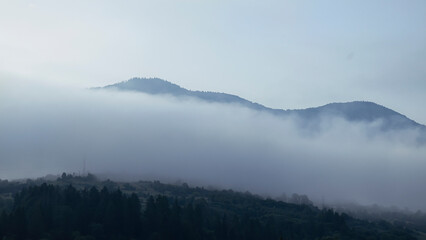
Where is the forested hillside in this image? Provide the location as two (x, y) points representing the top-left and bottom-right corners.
(0, 174), (420, 240)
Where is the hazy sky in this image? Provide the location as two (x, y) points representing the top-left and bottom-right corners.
(1, 0), (425, 123)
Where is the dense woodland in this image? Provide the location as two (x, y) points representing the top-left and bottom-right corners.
(0, 174), (421, 240)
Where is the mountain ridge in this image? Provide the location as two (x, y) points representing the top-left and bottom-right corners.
(98, 77), (425, 131)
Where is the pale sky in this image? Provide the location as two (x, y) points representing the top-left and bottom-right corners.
(1, 0), (425, 123)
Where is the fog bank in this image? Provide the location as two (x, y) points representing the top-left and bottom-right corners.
(1, 82), (426, 210)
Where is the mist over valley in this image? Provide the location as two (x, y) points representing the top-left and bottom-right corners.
(1, 78), (425, 211)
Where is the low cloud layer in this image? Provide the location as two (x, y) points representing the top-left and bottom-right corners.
(1, 82), (426, 211)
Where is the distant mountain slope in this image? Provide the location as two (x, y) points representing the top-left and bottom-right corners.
(99, 77), (425, 131)
(289, 101), (423, 131)
(101, 77), (268, 111)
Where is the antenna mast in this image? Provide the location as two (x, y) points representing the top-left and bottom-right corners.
(83, 158), (86, 176)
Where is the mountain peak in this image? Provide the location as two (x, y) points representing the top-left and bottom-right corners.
(318, 101), (404, 121)
(103, 77), (269, 111)
(292, 101), (421, 130)
(104, 77), (189, 95)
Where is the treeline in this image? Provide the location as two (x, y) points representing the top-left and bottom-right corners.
(0, 183), (416, 240)
(331, 202), (426, 233)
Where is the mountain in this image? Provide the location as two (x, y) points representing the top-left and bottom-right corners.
(100, 77), (269, 111)
(289, 101), (423, 131)
(99, 77), (425, 132)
